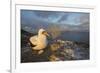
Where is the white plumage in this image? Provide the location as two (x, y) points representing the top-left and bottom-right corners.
(29, 29), (49, 54)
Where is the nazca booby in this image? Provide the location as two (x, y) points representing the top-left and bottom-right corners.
(29, 29), (49, 54)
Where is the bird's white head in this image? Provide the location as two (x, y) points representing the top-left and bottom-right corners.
(38, 28), (49, 36)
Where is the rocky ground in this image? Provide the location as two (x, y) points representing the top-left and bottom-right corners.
(21, 30), (89, 63)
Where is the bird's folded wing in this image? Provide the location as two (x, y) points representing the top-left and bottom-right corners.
(29, 35), (38, 45)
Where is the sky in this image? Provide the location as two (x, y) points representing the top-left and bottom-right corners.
(21, 10), (90, 32)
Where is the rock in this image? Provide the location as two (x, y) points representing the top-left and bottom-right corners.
(21, 32), (89, 62)
(65, 41), (73, 45)
(48, 39), (89, 61)
(64, 49), (75, 57)
(50, 43), (60, 52)
(57, 40), (66, 44)
(49, 54), (60, 61)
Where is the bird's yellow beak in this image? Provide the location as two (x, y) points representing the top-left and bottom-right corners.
(42, 31), (49, 36)
(45, 32), (49, 37)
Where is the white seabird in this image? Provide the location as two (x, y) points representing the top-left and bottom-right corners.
(29, 28), (49, 54)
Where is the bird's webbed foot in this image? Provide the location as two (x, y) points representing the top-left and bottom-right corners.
(38, 50), (44, 55)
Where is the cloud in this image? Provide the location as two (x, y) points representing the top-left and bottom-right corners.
(21, 10), (89, 32)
